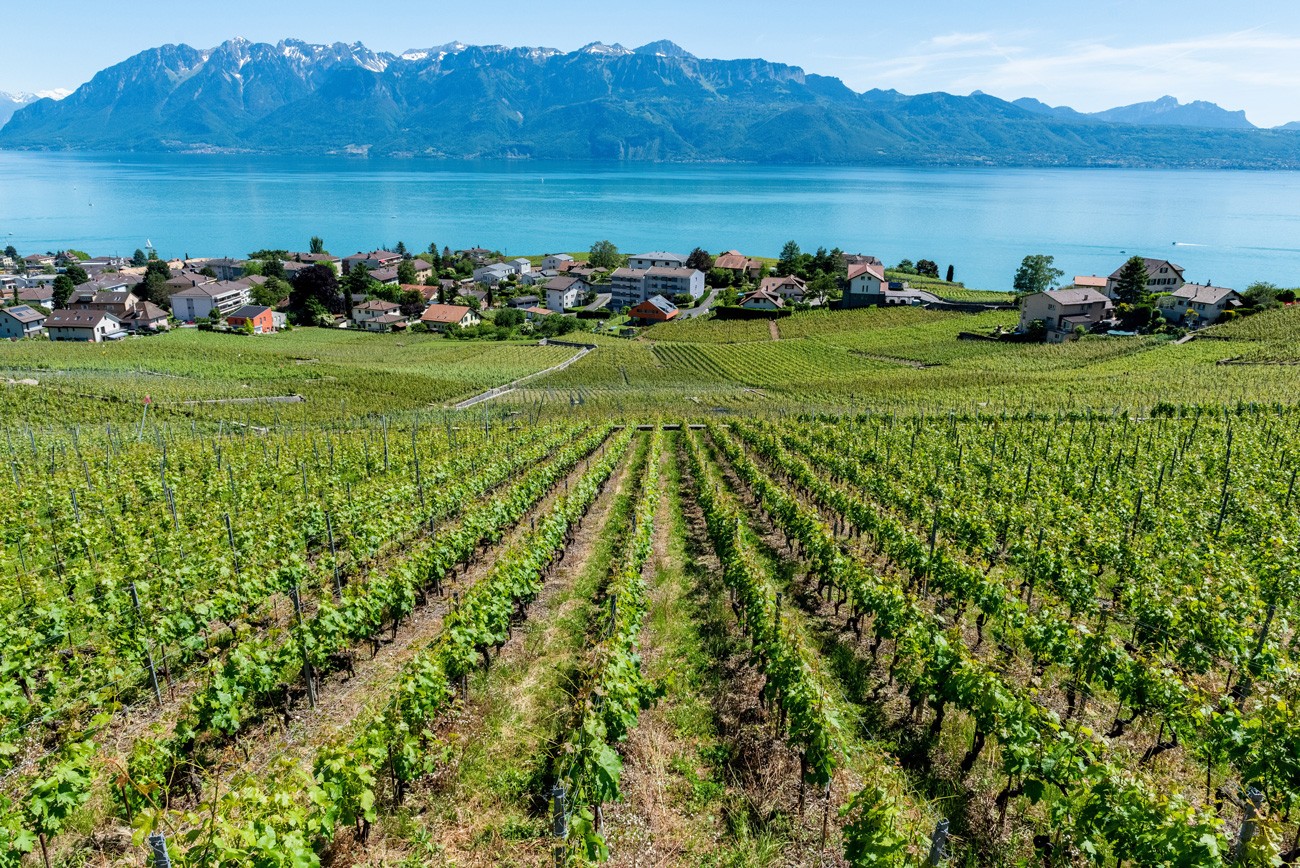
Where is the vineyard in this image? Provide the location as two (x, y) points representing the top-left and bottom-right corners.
(2, 308), (1300, 865)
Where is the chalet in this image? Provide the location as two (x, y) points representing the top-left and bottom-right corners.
(841, 262), (889, 308)
(1018, 288), (1113, 343)
(169, 281), (253, 322)
(420, 304), (481, 332)
(120, 302), (171, 333)
(542, 254), (575, 271)
(739, 289), (785, 311)
(713, 250), (763, 281)
(1106, 258), (1185, 298)
(46, 309), (124, 342)
(629, 295), (679, 323)
(226, 304), (276, 334)
(0, 305), (46, 339)
(628, 252), (687, 270)
(545, 276), (589, 312)
(759, 275), (817, 306)
(352, 299), (404, 331)
(343, 250), (402, 274)
(1158, 284), (1243, 325)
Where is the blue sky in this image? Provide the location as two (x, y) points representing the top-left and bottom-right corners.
(6, 0), (1300, 126)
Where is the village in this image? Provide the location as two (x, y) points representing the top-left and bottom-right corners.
(0, 241), (1268, 343)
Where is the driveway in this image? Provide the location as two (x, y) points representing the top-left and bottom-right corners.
(585, 292), (612, 311)
(678, 288), (720, 319)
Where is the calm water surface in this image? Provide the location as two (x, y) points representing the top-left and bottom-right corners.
(0, 152), (1297, 290)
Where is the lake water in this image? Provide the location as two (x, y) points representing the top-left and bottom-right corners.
(1, 152), (1298, 291)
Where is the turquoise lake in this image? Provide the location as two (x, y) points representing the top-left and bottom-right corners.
(1, 152), (1297, 291)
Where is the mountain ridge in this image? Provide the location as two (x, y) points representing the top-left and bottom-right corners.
(4, 38), (1300, 167)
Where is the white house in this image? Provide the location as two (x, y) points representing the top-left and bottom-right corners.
(420, 304), (482, 332)
(545, 276), (589, 312)
(628, 251), (687, 270)
(169, 281), (253, 322)
(472, 263), (513, 285)
(46, 309), (124, 342)
(0, 305), (46, 339)
(1158, 284), (1243, 325)
(739, 289), (785, 311)
(508, 258), (533, 275)
(352, 299), (404, 331)
(760, 275), (816, 306)
(842, 262), (888, 308)
(1106, 258), (1185, 299)
(542, 254), (575, 271)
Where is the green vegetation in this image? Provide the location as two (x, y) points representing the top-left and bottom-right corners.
(1, 301), (1300, 866)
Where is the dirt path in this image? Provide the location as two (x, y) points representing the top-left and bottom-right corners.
(349, 433), (646, 866)
(453, 344), (593, 409)
(769, 319), (781, 341)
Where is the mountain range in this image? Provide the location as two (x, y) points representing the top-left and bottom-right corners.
(3, 38), (1299, 167)
(0, 90), (70, 128)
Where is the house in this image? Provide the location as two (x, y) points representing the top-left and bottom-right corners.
(714, 250), (764, 281)
(74, 291), (140, 319)
(542, 254), (575, 271)
(0, 305), (46, 339)
(370, 267), (400, 286)
(739, 289), (785, 311)
(1158, 283), (1243, 325)
(843, 254), (884, 268)
(169, 281), (253, 322)
(46, 309), (124, 342)
(165, 273), (216, 293)
(295, 252), (343, 269)
(508, 258), (532, 275)
(23, 254), (55, 269)
(842, 262), (889, 308)
(226, 304), (276, 334)
(472, 263), (513, 285)
(352, 299), (404, 331)
(120, 302), (170, 333)
(760, 275), (816, 305)
(509, 295), (541, 310)
(409, 259), (434, 280)
(523, 306), (554, 321)
(1106, 258), (1185, 298)
(420, 304), (481, 332)
(629, 295), (679, 323)
(1071, 275), (1109, 293)
(15, 287), (54, 308)
(628, 251), (687, 270)
(17, 273), (57, 289)
(80, 274), (137, 294)
(568, 266), (605, 282)
(1018, 288), (1113, 343)
(343, 250), (402, 273)
(545, 276), (589, 312)
(457, 247), (494, 265)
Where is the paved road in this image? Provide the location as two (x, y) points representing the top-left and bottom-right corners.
(585, 292), (612, 311)
(679, 288), (720, 320)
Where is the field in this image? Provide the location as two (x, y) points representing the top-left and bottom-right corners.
(3, 305), (1300, 867)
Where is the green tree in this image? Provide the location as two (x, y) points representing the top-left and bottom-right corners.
(253, 276), (290, 308)
(261, 259), (286, 281)
(916, 259), (939, 278)
(137, 259), (173, 306)
(63, 264), (89, 287)
(343, 262), (375, 317)
(52, 275), (76, 308)
(395, 241), (408, 257)
(1113, 255), (1150, 305)
(1012, 254), (1064, 296)
(309, 236), (325, 255)
(686, 247), (714, 272)
(1242, 281), (1280, 309)
(397, 260), (418, 286)
(3, 245), (18, 262)
(130, 249), (148, 267)
(290, 265), (344, 324)
(895, 259), (917, 275)
(945, 264), (955, 283)
(777, 241), (802, 277)
(588, 240), (623, 270)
